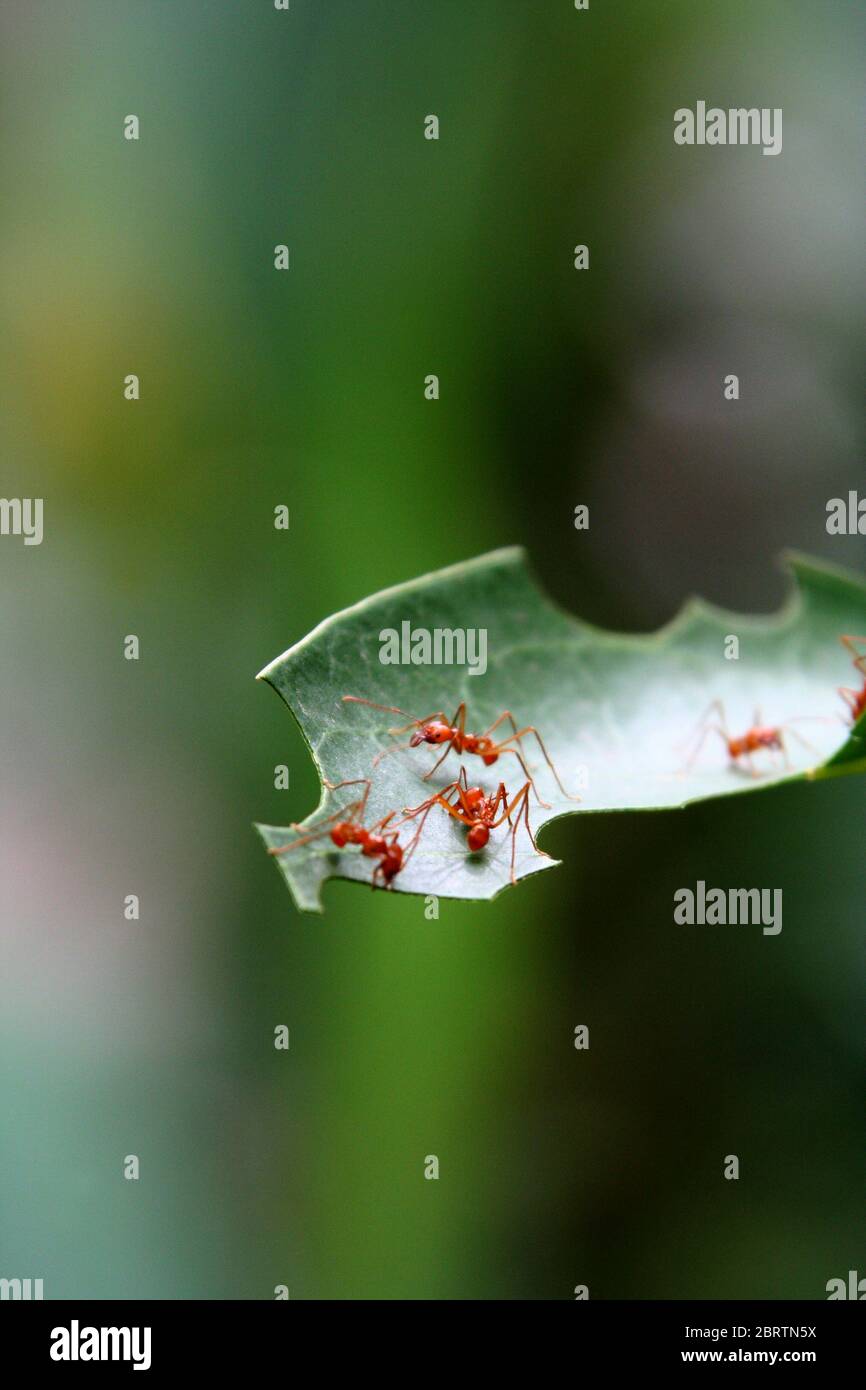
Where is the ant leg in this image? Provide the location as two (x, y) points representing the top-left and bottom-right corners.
(505, 785), (549, 885)
(371, 738), (417, 769)
(342, 695), (416, 723)
(323, 776), (372, 819)
(681, 700), (730, 764)
(784, 727), (821, 759)
(271, 779), (373, 857)
(478, 710), (535, 754)
(510, 796), (523, 885)
(422, 742), (455, 782)
(489, 783), (509, 825)
(412, 767), (481, 826)
(839, 686), (859, 719)
(343, 696), (441, 751)
(416, 766), (472, 811)
(436, 798), (475, 830)
(399, 779), (470, 864)
(399, 781), (461, 818)
(486, 782), (527, 886)
(502, 727), (578, 801)
(452, 769), (480, 819)
(683, 723), (727, 771)
(841, 635), (866, 676)
(489, 783), (550, 884)
(452, 702), (468, 739)
(342, 694), (453, 747)
(478, 713), (543, 789)
(705, 698), (729, 728)
(412, 794), (477, 832)
(393, 786), (470, 867)
(489, 743), (551, 808)
(494, 783), (547, 855)
(400, 812), (433, 864)
(268, 800), (364, 856)
(486, 714), (579, 802)
(392, 804), (436, 865)
(516, 783), (553, 872)
(763, 716), (826, 775)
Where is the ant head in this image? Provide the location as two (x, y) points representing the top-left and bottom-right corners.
(464, 787), (485, 812)
(414, 721), (451, 746)
(330, 824), (350, 848)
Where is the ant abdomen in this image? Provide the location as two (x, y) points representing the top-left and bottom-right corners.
(380, 849), (403, 881)
(467, 823), (490, 851)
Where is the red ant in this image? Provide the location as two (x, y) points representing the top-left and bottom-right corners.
(267, 778), (423, 889)
(400, 767), (551, 885)
(684, 700), (822, 776)
(341, 696), (579, 807)
(839, 635), (866, 724)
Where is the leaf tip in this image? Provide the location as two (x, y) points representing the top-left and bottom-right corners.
(255, 658), (279, 685)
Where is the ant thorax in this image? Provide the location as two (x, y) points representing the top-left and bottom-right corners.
(361, 834), (387, 858)
(465, 734), (498, 765)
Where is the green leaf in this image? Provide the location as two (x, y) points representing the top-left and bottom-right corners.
(255, 548), (866, 913)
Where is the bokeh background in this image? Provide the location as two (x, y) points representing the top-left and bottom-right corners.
(1, 0), (863, 1299)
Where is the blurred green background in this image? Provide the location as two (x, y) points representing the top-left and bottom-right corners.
(1, 0), (863, 1299)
